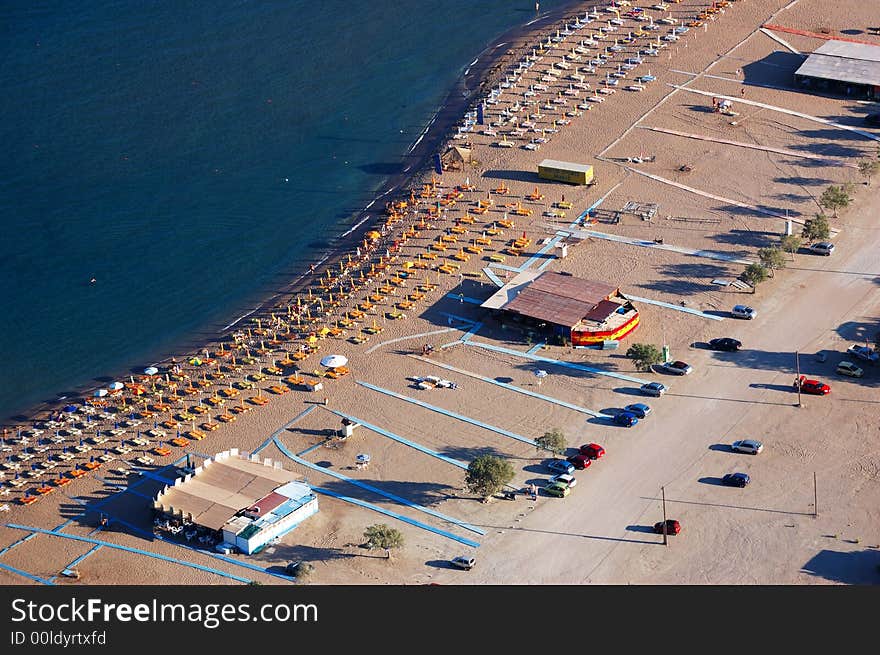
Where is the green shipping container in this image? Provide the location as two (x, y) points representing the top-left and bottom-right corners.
(537, 159), (594, 185)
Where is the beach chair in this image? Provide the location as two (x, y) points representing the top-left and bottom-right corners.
(488, 254), (506, 263)
(440, 234), (458, 244)
(201, 421), (219, 431)
(218, 412), (236, 423)
(386, 310), (406, 320)
(465, 245), (483, 255)
(452, 250), (470, 262)
(171, 437), (190, 448)
(350, 334), (369, 345)
(153, 446), (172, 457)
(450, 226), (468, 235)
(396, 300), (414, 311)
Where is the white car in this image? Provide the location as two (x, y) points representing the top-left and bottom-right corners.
(450, 556), (476, 570)
(836, 361), (864, 378)
(809, 242), (835, 256)
(731, 305), (757, 320)
(731, 439), (764, 455)
(549, 473), (577, 489)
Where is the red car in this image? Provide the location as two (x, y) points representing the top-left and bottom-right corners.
(579, 443), (606, 459)
(653, 519), (681, 535)
(566, 453), (593, 470)
(795, 375), (830, 395)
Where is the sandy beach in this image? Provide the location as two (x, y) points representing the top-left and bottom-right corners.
(2, 0), (879, 586)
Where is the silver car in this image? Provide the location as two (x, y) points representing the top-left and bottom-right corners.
(836, 361), (864, 378)
(731, 439), (763, 455)
(808, 242), (834, 256)
(731, 305), (756, 320)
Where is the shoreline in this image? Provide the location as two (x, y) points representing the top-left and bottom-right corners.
(2, 1), (591, 425)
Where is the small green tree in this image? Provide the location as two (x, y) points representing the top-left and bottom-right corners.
(757, 247), (786, 277)
(535, 428), (566, 455)
(857, 159), (879, 186)
(779, 234), (802, 260)
(801, 213), (831, 243)
(363, 524), (405, 559)
(819, 184), (852, 217)
(465, 454), (515, 499)
(625, 343), (664, 372)
(741, 263), (768, 292)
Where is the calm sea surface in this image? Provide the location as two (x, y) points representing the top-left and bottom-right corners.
(0, 0), (571, 420)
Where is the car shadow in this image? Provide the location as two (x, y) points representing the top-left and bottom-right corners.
(749, 383), (796, 393)
(698, 476), (725, 486)
(613, 387), (649, 397)
(425, 559), (458, 570)
(625, 525), (658, 534)
(523, 463), (551, 474)
(586, 415), (617, 426)
(708, 444), (734, 453)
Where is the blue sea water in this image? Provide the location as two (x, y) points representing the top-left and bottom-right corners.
(0, 0), (571, 420)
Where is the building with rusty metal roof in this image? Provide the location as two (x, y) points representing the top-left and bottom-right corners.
(481, 271), (639, 346)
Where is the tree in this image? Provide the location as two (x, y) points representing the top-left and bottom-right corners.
(465, 454), (514, 499)
(757, 247), (786, 277)
(625, 343), (664, 372)
(857, 159), (879, 186)
(535, 428), (566, 455)
(741, 263), (768, 292)
(779, 234), (802, 260)
(363, 524), (404, 559)
(818, 184), (852, 217)
(801, 213), (830, 243)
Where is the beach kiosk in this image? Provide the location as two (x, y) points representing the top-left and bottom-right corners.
(537, 159), (594, 185)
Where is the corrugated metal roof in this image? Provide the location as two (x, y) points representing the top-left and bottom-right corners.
(538, 159), (593, 173)
(814, 40), (880, 63)
(528, 272), (616, 305)
(796, 41), (880, 87)
(505, 287), (592, 326)
(492, 271), (622, 328)
(247, 491), (287, 516)
(584, 299), (620, 323)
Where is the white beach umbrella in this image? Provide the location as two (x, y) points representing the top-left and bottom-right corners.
(144, 366), (159, 376)
(93, 389), (108, 398)
(320, 355), (348, 369)
(108, 381), (124, 391)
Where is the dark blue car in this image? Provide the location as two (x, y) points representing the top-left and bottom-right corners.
(613, 411), (638, 427)
(722, 472), (750, 488)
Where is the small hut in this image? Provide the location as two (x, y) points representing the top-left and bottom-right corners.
(442, 146), (472, 170)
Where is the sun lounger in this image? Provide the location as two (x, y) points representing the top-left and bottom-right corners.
(187, 429), (206, 440)
(218, 412), (236, 423)
(153, 446), (172, 457)
(350, 334), (369, 344)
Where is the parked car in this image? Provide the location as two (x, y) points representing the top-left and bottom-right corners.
(722, 472), (750, 487)
(808, 241), (835, 256)
(846, 344), (879, 363)
(795, 376), (831, 395)
(579, 443), (606, 459)
(567, 453), (593, 469)
(544, 481), (571, 497)
(836, 361), (864, 378)
(660, 360), (692, 376)
(731, 305), (756, 320)
(612, 411), (639, 427)
(549, 472), (577, 488)
(450, 556), (476, 570)
(653, 519), (681, 535)
(708, 337), (742, 352)
(546, 459), (575, 475)
(731, 439), (763, 455)
(640, 382), (667, 397)
(624, 403), (651, 418)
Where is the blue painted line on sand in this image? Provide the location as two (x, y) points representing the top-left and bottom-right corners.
(63, 544), (102, 572)
(460, 322), (483, 343)
(355, 381), (537, 447)
(0, 532), (38, 558)
(445, 294), (484, 305)
(437, 312), (476, 325)
(623, 294), (725, 321)
(526, 341), (546, 354)
(464, 341), (649, 385)
(254, 405), (316, 455)
(273, 437), (484, 537)
(409, 356), (611, 418)
(0, 560), (55, 585)
(312, 487), (479, 549)
(488, 263), (521, 273)
(321, 407), (472, 473)
(482, 267), (505, 288)
(4, 524), (253, 584)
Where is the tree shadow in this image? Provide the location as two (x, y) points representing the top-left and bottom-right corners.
(788, 141), (868, 158)
(316, 478), (458, 507)
(710, 229), (780, 250)
(773, 176), (831, 187)
(437, 445), (504, 462)
(637, 261), (733, 296)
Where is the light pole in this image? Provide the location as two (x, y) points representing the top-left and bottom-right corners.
(661, 485), (668, 547)
(795, 350), (802, 407)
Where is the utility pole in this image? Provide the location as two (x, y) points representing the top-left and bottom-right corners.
(795, 350), (802, 407)
(661, 485), (668, 546)
(813, 472), (818, 518)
